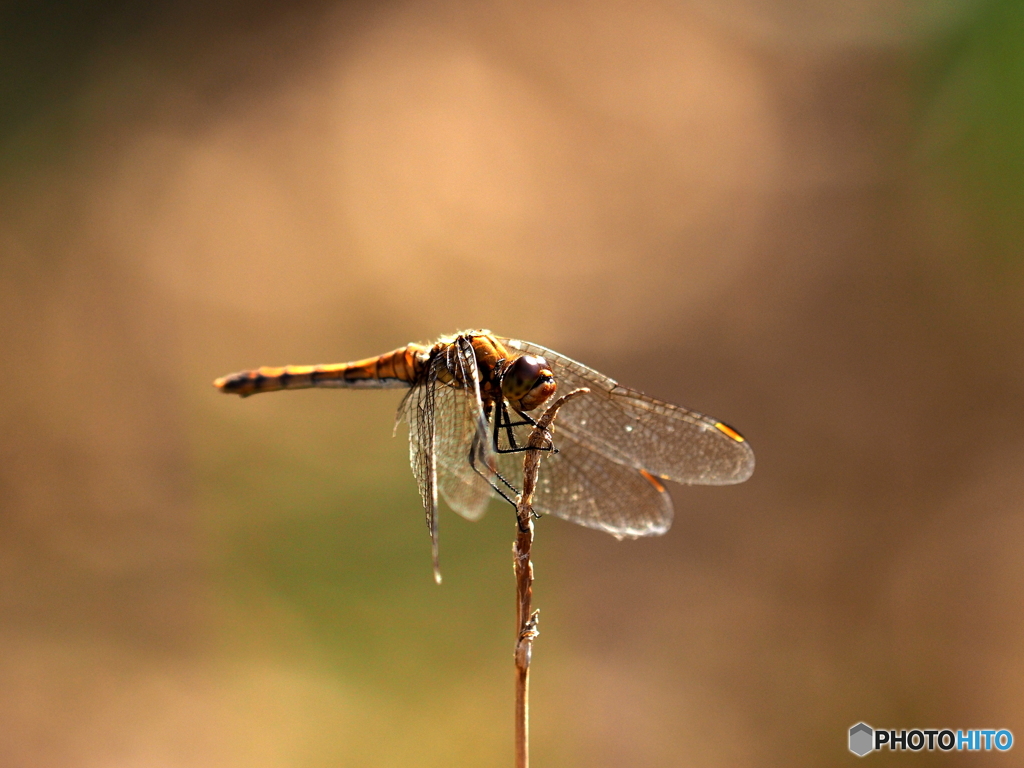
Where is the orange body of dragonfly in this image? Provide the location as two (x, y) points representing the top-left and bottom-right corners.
(215, 330), (754, 582)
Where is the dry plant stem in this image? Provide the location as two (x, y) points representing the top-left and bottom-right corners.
(514, 387), (590, 768)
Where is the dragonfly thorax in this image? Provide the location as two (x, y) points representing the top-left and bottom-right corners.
(500, 355), (557, 411)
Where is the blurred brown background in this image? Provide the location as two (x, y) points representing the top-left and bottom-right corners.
(2, 0), (1023, 765)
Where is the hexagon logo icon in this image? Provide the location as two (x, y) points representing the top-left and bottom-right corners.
(849, 723), (874, 757)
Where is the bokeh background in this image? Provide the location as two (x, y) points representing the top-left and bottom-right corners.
(3, 0), (1023, 765)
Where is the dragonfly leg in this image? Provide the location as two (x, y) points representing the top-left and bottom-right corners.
(511, 407), (558, 455)
(492, 402), (555, 455)
(471, 414), (547, 531)
(490, 399), (513, 453)
(469, 430), (521, 509)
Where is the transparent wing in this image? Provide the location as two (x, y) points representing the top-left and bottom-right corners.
(398, 357), (441, 582)
(432, 338), (493, 522)
(399, 337), (493, 582)
(496, 337), (755, 485)
(433, 405), (673, 538)
(438, 459), (493, 521)
(496, 427), (674, 537)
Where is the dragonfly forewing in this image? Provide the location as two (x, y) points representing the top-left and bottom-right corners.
(399, 361), (438, 580)
(400, 336), (492, 581)
(496, 337), (755, 486)
(431, 359), (494, 523)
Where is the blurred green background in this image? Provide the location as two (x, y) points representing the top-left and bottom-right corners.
(2, 0), (1023, 765)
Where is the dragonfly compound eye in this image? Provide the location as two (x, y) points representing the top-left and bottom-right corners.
(502, 355), (557, 411)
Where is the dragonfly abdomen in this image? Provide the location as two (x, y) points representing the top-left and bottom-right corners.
(214, 344), (427, 397)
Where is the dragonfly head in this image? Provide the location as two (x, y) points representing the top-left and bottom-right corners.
(501, 355), (557, 411)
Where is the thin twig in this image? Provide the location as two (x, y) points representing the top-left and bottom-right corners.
(514, 387), (590, 768)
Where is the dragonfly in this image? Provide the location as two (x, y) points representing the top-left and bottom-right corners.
(214, 330), (754, 582)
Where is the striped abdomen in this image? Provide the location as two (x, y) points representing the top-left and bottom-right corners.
(214, 344), (428, 397)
